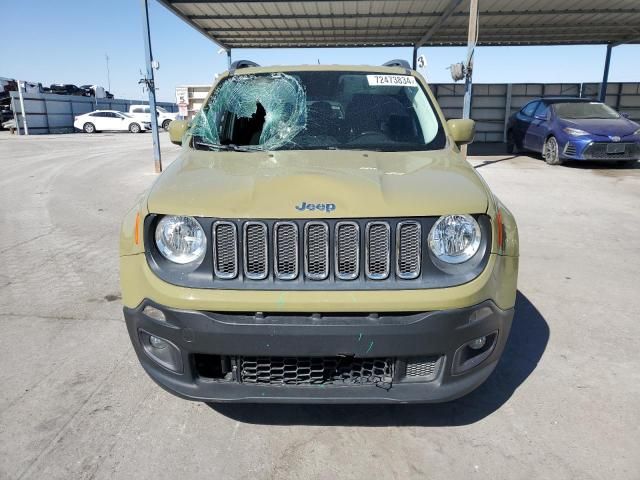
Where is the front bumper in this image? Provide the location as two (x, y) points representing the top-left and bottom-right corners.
(560, 137), (640, 161)
(124, 300), (514, 403)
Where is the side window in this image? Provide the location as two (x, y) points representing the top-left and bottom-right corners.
(534, 103), (549, 119)
(521, 101), (539, 117)
(143, 107), (150, 113)
(132, 107), (143, 113)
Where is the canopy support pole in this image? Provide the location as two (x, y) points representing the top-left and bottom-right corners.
(227, 50), (232, 69)
(461, 0), (478, 157)
(412, 46), (418, 70)
(599, 44), (613, 102)
(141, 0), (162, 173)
(462, 0), (478, 120)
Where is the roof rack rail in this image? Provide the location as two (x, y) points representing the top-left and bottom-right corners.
(382, 59), (411, 69)
(229, 60), (260, 74)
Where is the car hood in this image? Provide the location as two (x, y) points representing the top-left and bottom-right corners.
(147, 149), (490, 219)
(560, 117), (639, 137)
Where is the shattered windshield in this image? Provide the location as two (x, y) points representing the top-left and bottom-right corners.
(554, 102), (620, 120)
(190, 71), (446, 152)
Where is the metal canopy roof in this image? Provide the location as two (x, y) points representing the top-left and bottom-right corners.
(158, 0), (640, 49)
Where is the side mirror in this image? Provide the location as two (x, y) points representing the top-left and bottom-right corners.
(168, 120), (188, 145)
(534, 113), (547, 121)
(620, 112), (631, 119)
(447, 119), (475, 146)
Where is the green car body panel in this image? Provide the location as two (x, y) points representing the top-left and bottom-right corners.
(120, 64), (519, 403)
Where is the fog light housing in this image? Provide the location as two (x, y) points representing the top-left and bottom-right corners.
(149, 335), (168, 349)
(138, 330), (183, 373)
(468, 336), (487, 350)
(452, 331), (498, 375)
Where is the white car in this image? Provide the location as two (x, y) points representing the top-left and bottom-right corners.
(74, 110), (150, 134)
(128, 105), (177, 130)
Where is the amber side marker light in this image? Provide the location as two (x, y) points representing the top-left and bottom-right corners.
(134, 212), (141, 245)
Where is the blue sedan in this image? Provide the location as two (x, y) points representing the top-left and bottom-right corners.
(506, 97), (640, 166)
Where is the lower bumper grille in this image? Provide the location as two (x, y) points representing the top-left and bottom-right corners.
(583, 142), (640, 160)
(239, 356), (393, 385)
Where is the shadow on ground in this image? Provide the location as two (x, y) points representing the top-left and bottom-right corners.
(209, 291), (548, 427)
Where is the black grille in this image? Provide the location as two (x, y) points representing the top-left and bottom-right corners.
(564, 142), (577, 157)
(583, 142), (640, 160)
(396, 221), (421, 279)
(335, 222), (360, 280)
(304, 222), (329, 280)
(243, 222), (268, 279)
(366, 222), (391, 279)
(213, 222), (238, 279)
(239, 356), (393, 385)
(405, 356), (441, 380)
(274, 222), (298, 280)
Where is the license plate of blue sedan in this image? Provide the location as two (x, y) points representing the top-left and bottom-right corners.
(607, 143), (626, 154)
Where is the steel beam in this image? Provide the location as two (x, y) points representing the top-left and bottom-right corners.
(599, 44), (613, 102)
(141, 0), (162, 173)
(415, 0), (463, 47)
(189, 8), (638, 21)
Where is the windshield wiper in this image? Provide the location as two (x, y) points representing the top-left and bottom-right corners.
(194, 140), (263, 152)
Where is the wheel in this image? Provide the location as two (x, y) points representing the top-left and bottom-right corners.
(129, 122), (141, 134)
(506, 131), (519, 154)
(543, 136), (563, 165)
(162, 119), (171, 130)
(83, 122), (96, 134)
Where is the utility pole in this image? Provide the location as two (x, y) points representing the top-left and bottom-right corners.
(140, 0), (162, 173)
(105, 54), (111, 92)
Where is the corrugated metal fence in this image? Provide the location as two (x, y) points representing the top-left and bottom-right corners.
(10, 92), (178, 135)
(10, 82), (640, 140)
(433, 82), (640, 142)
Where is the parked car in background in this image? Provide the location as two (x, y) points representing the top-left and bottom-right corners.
(49, 84), (84, 96)
(79, 85), (108, 98)
(74, 110), (150, 133)
(128, 104), (177, 130)
(507, 97), (640, 166)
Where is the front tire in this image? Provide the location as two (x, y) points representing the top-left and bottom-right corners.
(129, 123), (141, 134)
(543, 136), (563, 165)
(162, 119), (171, 130)
(83, 122), (96, 134)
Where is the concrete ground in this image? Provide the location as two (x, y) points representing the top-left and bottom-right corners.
(0, 131), (639, 480)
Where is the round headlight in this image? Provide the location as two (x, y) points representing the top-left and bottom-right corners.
(155, 215), (206, 264)
(428, 214), (481, 264)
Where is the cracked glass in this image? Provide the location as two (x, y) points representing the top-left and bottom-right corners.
(190, 70), (446, 152)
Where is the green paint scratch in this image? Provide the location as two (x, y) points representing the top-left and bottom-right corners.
(366, 340), (374, 353)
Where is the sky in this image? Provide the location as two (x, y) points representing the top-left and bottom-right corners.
(2, 0), (639, 103)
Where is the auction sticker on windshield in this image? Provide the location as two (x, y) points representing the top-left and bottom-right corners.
(367, 75), (418, 87)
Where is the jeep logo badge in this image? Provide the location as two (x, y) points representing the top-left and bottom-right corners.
(610, 136), (621, 142)
(295, 202), (336, 213)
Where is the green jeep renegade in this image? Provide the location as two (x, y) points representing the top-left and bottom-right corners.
(120, 61), (519, 403)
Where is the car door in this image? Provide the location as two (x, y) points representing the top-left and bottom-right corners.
(524, 102), (550, 152)
(101, 112), (122, 131)
(113, 112), (130, 130)
(90, 112), (109, 130)
(512, 101), (539, 150)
